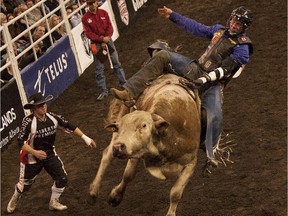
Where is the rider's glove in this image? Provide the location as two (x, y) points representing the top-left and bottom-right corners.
(193, 78), (205, 88)
(193, 67), (226, 88)
(193, 75), (210, 88)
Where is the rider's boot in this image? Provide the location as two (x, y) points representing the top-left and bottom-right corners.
(110, 88), (135, 108)
(111, 50), (171, 107)
(203, 157), (219, 175)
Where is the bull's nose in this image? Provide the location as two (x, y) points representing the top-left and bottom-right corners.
(113, 143), (127, 158)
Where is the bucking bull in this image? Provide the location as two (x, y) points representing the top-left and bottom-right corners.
(89, 74), (201, 216)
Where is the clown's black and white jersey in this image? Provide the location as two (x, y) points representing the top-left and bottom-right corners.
(18, 112), (77, 153)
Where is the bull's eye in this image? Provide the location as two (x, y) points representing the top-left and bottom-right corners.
(142, 123), (146, 128)
(112, 126), (118, 132)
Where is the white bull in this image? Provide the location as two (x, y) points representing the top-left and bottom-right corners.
(89, 74), (201, 216)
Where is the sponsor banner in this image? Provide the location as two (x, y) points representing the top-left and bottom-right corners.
(111, 0), (148, 31)
(131, 0), (149, 12)
(21, 36), (78, 103)
(117, 0), (129, 26)
(71, 24), (94, 74)
(0, 79), (25, 148)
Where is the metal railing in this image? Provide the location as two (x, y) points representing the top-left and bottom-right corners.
(0, 0), (86, 108)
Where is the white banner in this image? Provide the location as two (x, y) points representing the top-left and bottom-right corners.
(71, 24), (94, 74)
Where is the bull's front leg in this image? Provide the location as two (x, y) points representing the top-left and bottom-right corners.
(89, 142), (114, 200)
(108, 158), (139, 207)
(167, 158), (197, 216)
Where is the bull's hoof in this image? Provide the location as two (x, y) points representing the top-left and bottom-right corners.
(107, 192), (123, 207)
(87, 194), (98, 205)
(88, 187), (99, 205)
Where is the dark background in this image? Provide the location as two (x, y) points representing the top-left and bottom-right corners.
(1, 0), (287, 215)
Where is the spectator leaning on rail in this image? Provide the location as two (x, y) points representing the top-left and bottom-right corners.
(32, 25), (51, 53)
(2, 0), (23, 15)
(111, 6), (253, 171)
(13, 6), (28, 34)
(6, 13), (29, 50)
(0, 11), (7, 25)
(66, 6), (82, 28)
(6, 92), (96, 213)
(48, 14), (66, 42)
(45, 0), (60, 16)
(26, 0), (43, 26)
(0, 0), (8, 15)
(82, 0), (126, 101)
(34, 0), (51, 16)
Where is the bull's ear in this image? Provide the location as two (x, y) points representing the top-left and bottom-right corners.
(104, 123), (119, 132)
(151, 113), (170, 135)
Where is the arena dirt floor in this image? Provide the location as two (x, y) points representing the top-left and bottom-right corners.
(1, 0), (287, 215)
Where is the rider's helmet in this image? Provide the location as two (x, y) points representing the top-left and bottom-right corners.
(147, 40), (172, 57)
(228, 6), (253, 30)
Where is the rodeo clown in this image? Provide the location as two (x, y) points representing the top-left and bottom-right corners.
(7, 93), (96, 213)
(111, 6), (253, 172)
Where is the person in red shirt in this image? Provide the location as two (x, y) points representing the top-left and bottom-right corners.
(82, 0), (126, 100)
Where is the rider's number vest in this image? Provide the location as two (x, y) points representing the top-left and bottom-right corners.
(198, 28), (252, 72)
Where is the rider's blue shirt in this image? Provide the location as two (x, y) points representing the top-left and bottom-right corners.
(169, 12), (250, 66)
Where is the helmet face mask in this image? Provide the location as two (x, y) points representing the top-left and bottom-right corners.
(228, 6), (253, 34)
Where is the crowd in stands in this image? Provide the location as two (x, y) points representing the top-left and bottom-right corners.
(0, 0), (107, 87)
